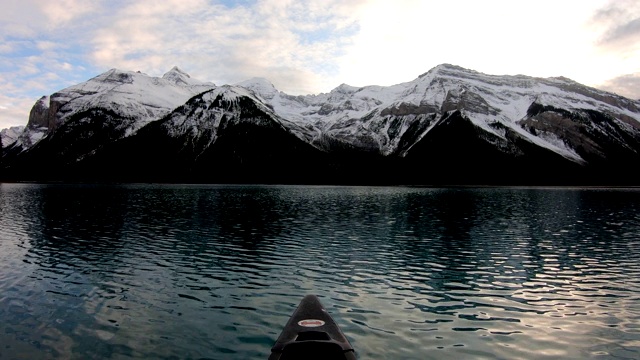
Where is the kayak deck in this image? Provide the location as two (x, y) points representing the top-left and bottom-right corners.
(269, 295), (356, 360)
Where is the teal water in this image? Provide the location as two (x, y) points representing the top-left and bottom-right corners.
(1, 184), (639, 359)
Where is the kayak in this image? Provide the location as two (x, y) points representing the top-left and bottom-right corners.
(269, 295), (356, 360)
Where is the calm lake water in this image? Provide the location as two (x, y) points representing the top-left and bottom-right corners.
(1, 184), (639, 360)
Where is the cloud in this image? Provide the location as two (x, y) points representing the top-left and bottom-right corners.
(602, 18), (640, 45)
(591, 0), (640, 50)
(0, 0), (99, 38)
(0, 93), (38, 130)
(88, 0), (365, 94)
(0, 40), (90, 127)
(0, 1), (128, 127)
(39, 0), (98, 27)
(1, 0), (368, 128)
(600, 73), (640, 100)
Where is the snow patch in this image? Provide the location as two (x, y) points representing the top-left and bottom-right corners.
(50, 67), (216, 136)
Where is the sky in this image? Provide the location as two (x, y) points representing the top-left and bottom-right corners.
(1, 0), (639, 130)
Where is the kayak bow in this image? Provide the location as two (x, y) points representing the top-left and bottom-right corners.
(269, 295), (356, 360)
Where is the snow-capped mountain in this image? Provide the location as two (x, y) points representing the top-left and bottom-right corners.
(2, 64), (640, 185)
(236, 64), (639, 162)
(9, 66), (214, 151)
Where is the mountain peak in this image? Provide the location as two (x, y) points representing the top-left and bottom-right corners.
(236, 77), (275, 89)
(235, 77), (278, 99)
(548, 75), (578, 84)
(331, 83), (359, 94)
(419, 63), (472, 79)
(162, 66), (193, 85)
(94, 68), (136, 84)
(164, 66), (190, 78)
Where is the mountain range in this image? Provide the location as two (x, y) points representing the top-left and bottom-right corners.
(2, 64), (640, 185)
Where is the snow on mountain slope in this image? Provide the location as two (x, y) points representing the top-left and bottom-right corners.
(162, 85), (260, 142)
(6, 63), (640, 182)
(12, 67), (215, 151)
(49, 67), (215, 132)
(235, 64), (640, 162)
(406, 65), (639, 161)
(162, 66), (206, 87)
(161, 84), (321, 149)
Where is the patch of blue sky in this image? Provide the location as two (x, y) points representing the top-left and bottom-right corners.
(1, 37), (40, 58)
(295, 20), (359, 46)
(58, 65), (98, 87)
(215, 0), (255, 9)
(297, 24), (358, 77)
(296, 27), (335, 46)
(1, 39), (95, 99)
(309, 62), (341, 78)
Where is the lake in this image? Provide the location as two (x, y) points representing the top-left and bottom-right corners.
(1, 184), (639, 359)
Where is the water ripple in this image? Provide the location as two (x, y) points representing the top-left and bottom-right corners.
(1, 184), (640, 359)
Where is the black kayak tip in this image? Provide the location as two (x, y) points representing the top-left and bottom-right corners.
(269, 295), (356, 360)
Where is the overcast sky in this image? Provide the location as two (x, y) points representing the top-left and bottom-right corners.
(1, 0), (639, 129)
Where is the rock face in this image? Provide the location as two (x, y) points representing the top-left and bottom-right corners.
(26, 96), (51, 129)
(1, 126), (25, 148)
(2, 64), (640, 185)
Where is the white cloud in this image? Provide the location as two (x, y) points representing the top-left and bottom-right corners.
(0, 0), (98, 38)
(35, 41), (59, 51)
(0, 48), (91, 127)
(0, 94), (38, 130)
(1, 0), (367, 128)
(0, 42), (16, 54)
(591, 0), (640, 49)
(88, 0), (364, 94)
(39, 0), (99, 28)
(580, 0), (640, 89)
(600, 73), (640, 99)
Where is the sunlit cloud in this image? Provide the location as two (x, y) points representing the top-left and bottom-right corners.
(35, 41), (59, 51)
(39, 0), (100, 28)
(88, 0), (362, 94)
(587, 0), (640, 98)
(0, 94), (39, 130)
(0, 42), (16, 54)
(591, 0), (640, 50)
(1, 0), (367, 127)
(600, 73), (640, 100)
